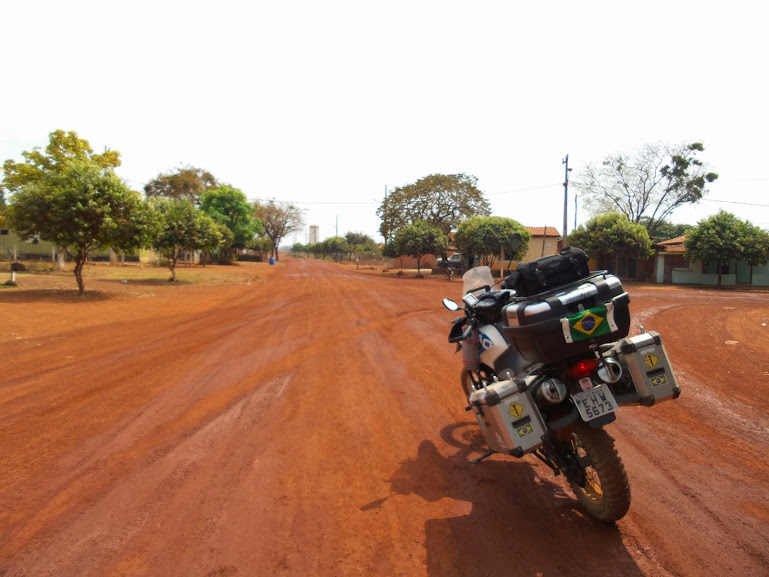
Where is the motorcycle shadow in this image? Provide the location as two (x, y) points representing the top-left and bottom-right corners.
(386, 422), (645, 577)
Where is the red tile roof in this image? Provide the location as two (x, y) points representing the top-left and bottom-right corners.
(655, 235), (687, 253)
(526, 226), (561, 237)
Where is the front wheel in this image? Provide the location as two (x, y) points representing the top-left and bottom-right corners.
(555, 424), (631, 522)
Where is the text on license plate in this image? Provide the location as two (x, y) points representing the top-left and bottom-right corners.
(572, 386), (619, 421)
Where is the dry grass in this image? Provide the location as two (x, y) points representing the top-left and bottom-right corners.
(0, 260), (276, 297)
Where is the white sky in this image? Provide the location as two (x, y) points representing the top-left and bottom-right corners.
(2, 1), (768, 246)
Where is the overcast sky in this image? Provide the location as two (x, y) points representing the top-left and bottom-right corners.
(2, 1), (767, 246)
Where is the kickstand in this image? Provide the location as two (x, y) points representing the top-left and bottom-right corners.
(469, 448), (496, 464)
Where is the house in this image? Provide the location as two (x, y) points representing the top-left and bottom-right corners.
(521, 227), (561, 261)
(654, 235), (769, 286)
(653, 236), (688, 284)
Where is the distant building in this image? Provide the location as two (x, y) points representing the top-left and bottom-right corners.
(522, 227), (561, 261)
(309, 225), (319, 244)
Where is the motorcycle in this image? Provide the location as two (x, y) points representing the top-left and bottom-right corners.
(442, 264), (681, 522)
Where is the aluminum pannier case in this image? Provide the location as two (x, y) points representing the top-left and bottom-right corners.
(614, 331), (681, 406)
(467, 379), (548, 457)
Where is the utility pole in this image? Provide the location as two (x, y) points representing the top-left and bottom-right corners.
(562, 155), (572, 247)
(574, 194), (578, 231)
(383, 185), (388, 246)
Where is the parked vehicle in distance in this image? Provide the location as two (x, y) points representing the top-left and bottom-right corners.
(437, 253), (462, 268)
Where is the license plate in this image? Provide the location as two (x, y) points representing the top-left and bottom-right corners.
(572, 386), (619, 421)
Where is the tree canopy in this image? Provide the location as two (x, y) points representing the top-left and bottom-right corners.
(377, 173), (489, 241)
(568, 212), (653, 271)
(454, 216), (530, 268)
(8, 160), (142, 293)
(144, 166), (219, 204)
(200, 187), (262, 257)
(574, 142), (718, 237)
(253, 200), (303, 261)
(320, 236), (350, 262)
(2, 130), (121, 194)
(683, 211), (766, 286)
(344, 231), (381, 260)
(150, 198), (222, 280)
(391, 221), (449, 275)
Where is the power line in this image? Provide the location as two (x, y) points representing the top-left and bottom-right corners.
(487, 183), (561, 196)
(251, 197), (376, 206)
(701, 198), (769, 208)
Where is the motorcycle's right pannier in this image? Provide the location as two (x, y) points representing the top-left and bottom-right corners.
(502, 272), (631, 364)
(614, 331), (681, 406)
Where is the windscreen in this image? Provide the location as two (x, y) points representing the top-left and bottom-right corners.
(462, 266), (495, 295)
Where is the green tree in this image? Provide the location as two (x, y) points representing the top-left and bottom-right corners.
(0, 187), (7, 228)
(8, 160), (143, 294)
(250, 236), (274, 261)
(200, 186), (263, 261)
(741, 222), (769, 284)
(684, 211), (747, 286)
(151, 198), (215, 281)
(2, 130), (121, 194)
(392, 221), (449, 276)
(377, 173), (489, 242)
(574, 142), (718, 237)
(143, 166), (219, 204)
(454, 216), (531, 268)
(198, 219), (233, 266)
(569, 212), (653, 273)
(344, 232), (380, 261)
(345, 232), (374, 246)
(321, 236), (350, 262)
(2, 130), (123, 271)
(642, 219), (692, 242)
(308, 242), (324, 259)
(253, 200), (304, 261)
(109, 193), (158, 264)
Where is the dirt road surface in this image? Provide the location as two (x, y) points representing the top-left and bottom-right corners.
(2, 259), (768, 577)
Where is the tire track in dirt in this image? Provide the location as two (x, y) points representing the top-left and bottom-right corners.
(3, 264), (769, 576)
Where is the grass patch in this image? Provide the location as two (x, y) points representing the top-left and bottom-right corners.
(0, 260), (272, 296)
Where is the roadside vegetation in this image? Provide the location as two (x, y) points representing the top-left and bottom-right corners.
(1, 130), (300, 294)
(0, 259), (272, 298)
(5, 131), (768, 290)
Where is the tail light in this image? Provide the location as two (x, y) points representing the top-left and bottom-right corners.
(564, 358), (600, 381)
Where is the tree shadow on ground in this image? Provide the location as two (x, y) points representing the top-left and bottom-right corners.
(96, 278), (193, 286)
(0, 289), (114, 303)
(373, 422), (645, 577)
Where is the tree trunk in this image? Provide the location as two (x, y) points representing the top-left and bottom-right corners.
(74, 255), (86, 295)
(57, 246), (65, 271)
(168, 246), (180, 281)
(717, 262), (723, 286)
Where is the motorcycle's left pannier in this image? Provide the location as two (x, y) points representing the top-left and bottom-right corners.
(502, 272), (631, 364)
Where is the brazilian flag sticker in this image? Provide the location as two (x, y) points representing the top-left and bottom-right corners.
(561, 303), (619, 343)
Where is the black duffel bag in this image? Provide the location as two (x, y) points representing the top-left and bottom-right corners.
(502, 247), (590, 297)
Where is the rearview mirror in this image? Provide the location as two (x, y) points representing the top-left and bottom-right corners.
(442, 298), (460, 311)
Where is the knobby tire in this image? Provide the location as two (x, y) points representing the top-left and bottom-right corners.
(558, 424), (631, 522)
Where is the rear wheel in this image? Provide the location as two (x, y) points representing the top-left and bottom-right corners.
(555, 424), (631, 522)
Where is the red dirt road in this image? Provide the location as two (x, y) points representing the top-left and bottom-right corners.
(2, 259), (768, 577)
